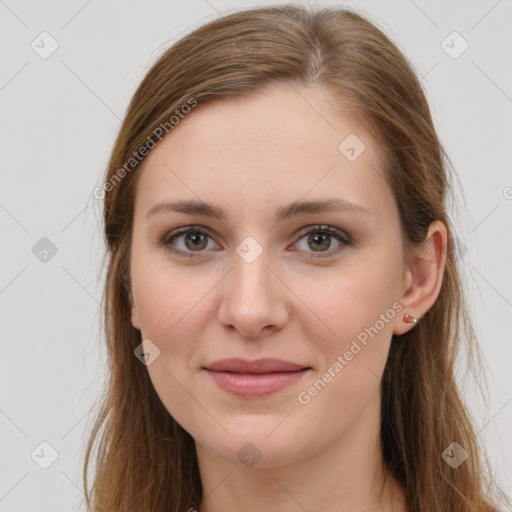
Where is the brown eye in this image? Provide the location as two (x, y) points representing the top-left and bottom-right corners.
(184, 232), (208, 251)
(162, 224), (350, 259)
(162, 226), (219, 258)
(293, 225), (350, 258)
(307, 232), (332, 252)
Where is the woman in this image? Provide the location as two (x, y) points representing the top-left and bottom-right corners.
(84, 5), (510, 511)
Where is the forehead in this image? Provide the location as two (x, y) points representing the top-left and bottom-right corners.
(134, 84), (393, 220)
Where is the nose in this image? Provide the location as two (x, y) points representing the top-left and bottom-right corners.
(216, 245), (290, 338)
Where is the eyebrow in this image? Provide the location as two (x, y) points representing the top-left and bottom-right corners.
(146, 198), (371, 223)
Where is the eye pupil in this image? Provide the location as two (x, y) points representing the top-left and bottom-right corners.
(309, 233), (330, 251)
(186, 232), (208, 251)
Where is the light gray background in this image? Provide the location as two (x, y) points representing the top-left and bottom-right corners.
(1, 1), (511, 510)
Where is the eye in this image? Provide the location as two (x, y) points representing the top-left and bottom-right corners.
(291, 225), (350, 258)
(161, 224), (350, 259)
(161, 226), (220, 258)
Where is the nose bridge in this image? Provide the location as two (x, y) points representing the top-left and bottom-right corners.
(217, 237), (288, 337)
(233, 243), (271, 299)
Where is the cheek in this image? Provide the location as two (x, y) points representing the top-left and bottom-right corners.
(292, 261), (402, 444)
(298, 247), (403, 402)
(130, 246), (227, 408)
(131, 245), (215, 339)
(130, 249), (216, 432)
(305, 250), (403, 348)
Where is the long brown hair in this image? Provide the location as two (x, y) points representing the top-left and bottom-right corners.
(83, 5), (510, 511)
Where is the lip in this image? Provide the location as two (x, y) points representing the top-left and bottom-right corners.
(203, 358), (309, 373)
(202, 358), (312, 397)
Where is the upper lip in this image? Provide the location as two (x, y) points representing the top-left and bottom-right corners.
(203, 358), (310, 374)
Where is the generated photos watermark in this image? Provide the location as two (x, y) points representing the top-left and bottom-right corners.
(297, 301), (403, 405)
(93, 97), (198, 200)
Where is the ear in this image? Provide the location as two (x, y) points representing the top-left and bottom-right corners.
(129, 292), (141, 330)
(393, 220), (448, 335)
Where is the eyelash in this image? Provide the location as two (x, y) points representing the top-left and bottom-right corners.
(160, 224), (351, 259)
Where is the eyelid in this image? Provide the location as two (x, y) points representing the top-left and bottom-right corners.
(161, 224), (351, 258)
(161, 225), (217, 245)
(294, 224), (351, 244)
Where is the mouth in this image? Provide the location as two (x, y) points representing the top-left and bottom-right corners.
(202, 358), (312, 397)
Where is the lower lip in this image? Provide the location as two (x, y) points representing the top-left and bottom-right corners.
(203, 368), (310, 397)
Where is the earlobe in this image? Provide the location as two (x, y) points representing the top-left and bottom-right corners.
(393, 220), (448, 335)
(393, 310), (420, 335)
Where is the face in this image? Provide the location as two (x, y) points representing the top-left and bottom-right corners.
(129, 84), (408, 468)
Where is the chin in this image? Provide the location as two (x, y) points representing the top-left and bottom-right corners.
(196, 421), (315, 469)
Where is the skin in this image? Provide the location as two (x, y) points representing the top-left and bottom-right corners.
(129, 83), (447, 512)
